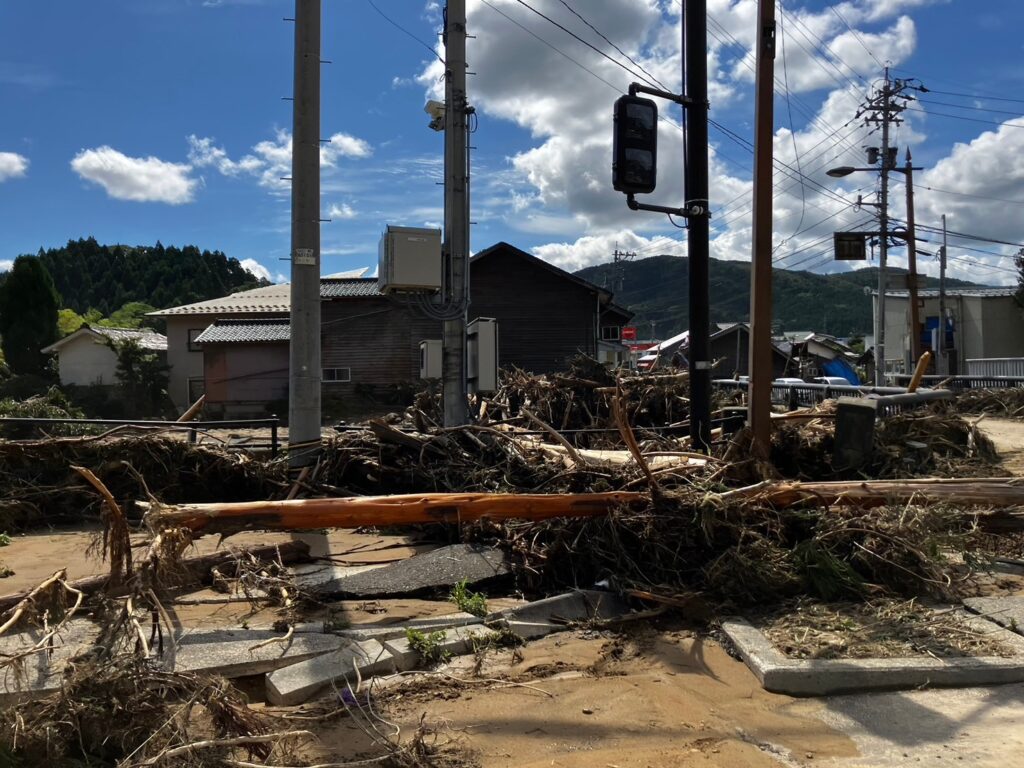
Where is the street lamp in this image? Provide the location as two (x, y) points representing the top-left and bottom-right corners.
(827, 154), (925, 382)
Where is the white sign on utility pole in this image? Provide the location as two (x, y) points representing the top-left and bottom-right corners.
(294, 248), (315, 266)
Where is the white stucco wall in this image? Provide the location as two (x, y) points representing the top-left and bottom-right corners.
(56, 336), (119, 386)
(164, 316), (208, 410)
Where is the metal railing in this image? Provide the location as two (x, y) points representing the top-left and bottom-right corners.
(0, 417), (281, 456)
(967, 358), (1024, 378)
(713, 379), (952, 415)
(890, 374), (1024, 391)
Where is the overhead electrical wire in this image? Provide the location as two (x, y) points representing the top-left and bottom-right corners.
(828, 4), (885, 71)
(906, 106), (1024, 130)
(556, 0), (670, 91)
(778, 0), (808, 242)
(364, 0), (444, 62)
(917, 98), (1024, 118)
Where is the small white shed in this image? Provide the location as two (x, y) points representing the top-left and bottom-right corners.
(42, 325), (167, 387)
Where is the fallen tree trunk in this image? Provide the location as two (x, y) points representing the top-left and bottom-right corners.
(144, 491), (646, 537)
(0, 540), (310, 614)
(720, 477), (1024, 509)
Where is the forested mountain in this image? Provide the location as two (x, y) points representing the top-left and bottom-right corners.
(22, 238), (270, 316)
(578, 255), (987, 338)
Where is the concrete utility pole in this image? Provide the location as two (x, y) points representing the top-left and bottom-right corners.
(938, 213), (948, 372)
(288, 0), (322, 468)
(875, 69), (892, 386)
(747, 0), (776, 454)
(904, 148), (921, 365)
(684, 0), (712, 451)
(442, 0), (469, 427)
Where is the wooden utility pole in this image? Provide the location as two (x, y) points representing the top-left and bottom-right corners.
(904, 148), (921, 364)
(442, 0), (470, 427)
(684, 0), (711, 451)
(747, 0), (776, 453)
(287, 0), (322, 468)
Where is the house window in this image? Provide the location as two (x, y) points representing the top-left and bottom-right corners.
(601, 326), (621, 341)
(187, 377), (206, 403)
(322, 367), (352, 383)
(187, 328), (204, 352)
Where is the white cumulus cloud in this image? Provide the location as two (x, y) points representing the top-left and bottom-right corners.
(71, 146), (198, 204)
(0, 260), (12, 272)
(0, 151), (29, 182)
(240, 258), (272, 282)
(328, 202), (357, 220)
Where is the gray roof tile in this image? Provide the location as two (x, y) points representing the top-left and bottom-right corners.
(194, 319), (291, 344)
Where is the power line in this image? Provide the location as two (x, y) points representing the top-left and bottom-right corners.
(906, 105), (1024, 130)
(918, 98), (1024, 118)
(915, 224), (1024, 249)
(778, 1), (807, 242)
(923, 88), (1024, 106)
(511, 0), (662, 89)
(828, 4), (884, 71)
(556, 0), (669, 91)
(890, 178), (1024, 207)
(364, 0), (443, 62)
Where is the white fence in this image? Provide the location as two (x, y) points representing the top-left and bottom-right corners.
(967, 358), (1024, 377)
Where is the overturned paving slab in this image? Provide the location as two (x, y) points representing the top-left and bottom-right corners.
(265, 638), (395, 706)
(169, 628), (344, 678)
(964, 596), (1024, 634)
(487, 589), (632, 639)
(0, 619), (99, 704)
(302, 543), (510, 598)
(722, 614), (1024, 696)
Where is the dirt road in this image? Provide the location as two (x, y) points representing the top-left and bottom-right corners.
(978, 418), (1024, 476)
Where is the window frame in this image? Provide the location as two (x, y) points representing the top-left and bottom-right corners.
(187, 328), (204, 352)
(322, 367), (352, 383)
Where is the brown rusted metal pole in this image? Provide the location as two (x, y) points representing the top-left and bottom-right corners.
(748, 0), (777, 454)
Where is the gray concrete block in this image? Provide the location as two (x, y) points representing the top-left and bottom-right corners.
(336, 612), (482, 643)
(487, 589), (630, 638)
(0, 620), (99, 704)
(170, 629), (344, 678)
(964, 596), (1024, 635)
(265, 639), (395, 706)
(833, 396), (878, 472)
(721, 617), (1024, 697)
(382, 625), (495, 671)
(307, 544), (509, 598)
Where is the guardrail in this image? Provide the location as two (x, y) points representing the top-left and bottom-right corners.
(713, 379), (953, 415)
(889, 374), (1024, 391)
(0, 417), (280, 456)
(967, 358), (1024, 378)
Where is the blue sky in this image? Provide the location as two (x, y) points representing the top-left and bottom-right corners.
(2, 0), (1023, 288)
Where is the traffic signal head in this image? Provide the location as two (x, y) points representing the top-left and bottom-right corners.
(612, 95), (658, 195)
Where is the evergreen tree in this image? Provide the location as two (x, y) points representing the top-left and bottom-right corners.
(0, 256), (60, 374)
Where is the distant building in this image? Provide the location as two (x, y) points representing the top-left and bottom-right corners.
(150, 242), (632, 414)
(41, 325), (167, 387)
(873, 287), (1024, 375)
(637, 323), (789, 378)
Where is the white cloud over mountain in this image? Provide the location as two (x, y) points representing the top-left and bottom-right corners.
(70, 146), (198, 204)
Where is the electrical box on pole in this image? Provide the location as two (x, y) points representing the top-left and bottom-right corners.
(419, 339), (443, 379)
(467, 317), (498, 394)
(612, 95), (658, 195)
(834, 232), (868, 261)
(377, 225), (442, 294)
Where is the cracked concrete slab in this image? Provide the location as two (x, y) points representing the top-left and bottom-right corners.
(302, 543), (510, 598)
(722, 614), (1024, 696)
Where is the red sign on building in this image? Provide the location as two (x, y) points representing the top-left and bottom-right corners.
(621, 326), (638, 341)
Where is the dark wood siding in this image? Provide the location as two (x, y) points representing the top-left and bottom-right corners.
(320, 297), (441, 390)
(469, 249), (598, 374)
(709, 329), (788, 378)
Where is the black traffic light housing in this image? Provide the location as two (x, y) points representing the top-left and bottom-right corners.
(612, 95), (658, 195)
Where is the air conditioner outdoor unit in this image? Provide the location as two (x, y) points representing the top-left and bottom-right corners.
(467, 318), (499, 393)
(419, 339), (442, 380)
(378, 225), (442, 294)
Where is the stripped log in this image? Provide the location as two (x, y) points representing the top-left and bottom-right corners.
(144, 491), (646, 537)
(0, 540), (310, 614)
(719, 477), (1024, 509)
